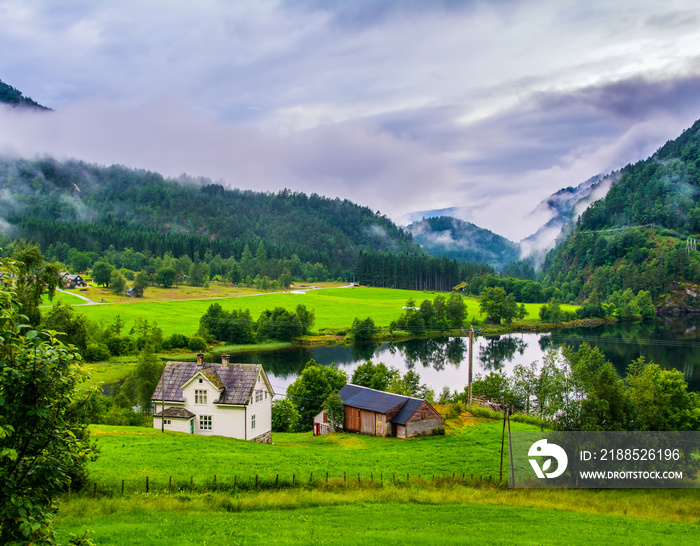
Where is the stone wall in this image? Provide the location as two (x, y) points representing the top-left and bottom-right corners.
(250, 430), (272, 444)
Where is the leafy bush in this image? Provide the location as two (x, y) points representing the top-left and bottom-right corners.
(187, 335), (207, 352)
(84, 342), (111, 362)
(271, 398), (301, 433)
(162, 333), (190, 350)
(350, 317), (377, 340)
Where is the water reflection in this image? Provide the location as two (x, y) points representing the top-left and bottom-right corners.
(221, 317), (700, 395)
(479, 335), (528, 371)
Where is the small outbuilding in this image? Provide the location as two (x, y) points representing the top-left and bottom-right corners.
(336, 384), (443, 438)
(61, 273), (86, 288)
(312, 409), (338, 436)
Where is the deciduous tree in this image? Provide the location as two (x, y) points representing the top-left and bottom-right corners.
(0, 258), (95, 544)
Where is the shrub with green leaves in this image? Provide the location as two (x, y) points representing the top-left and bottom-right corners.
(0, 258), (96, 544)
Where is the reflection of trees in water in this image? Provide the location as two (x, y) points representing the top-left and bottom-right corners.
(246, 348), (314, 377)
(542, 319), (700, 390)
(232, 318), (699, 392)
(351, 341), (381, 362)
(445, 337), (466, 366)
(478, 335), (528, 371)
(397, 337), (465, 371)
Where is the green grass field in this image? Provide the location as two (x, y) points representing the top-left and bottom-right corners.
(69, 286), (572, 339)
(88, 417), (529, 493)
(56, 499), (698, 545)
(40, 290), (87, 307)
(57, 417), (700, 544)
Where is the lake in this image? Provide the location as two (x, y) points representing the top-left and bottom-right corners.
(226, 317), (700, 397)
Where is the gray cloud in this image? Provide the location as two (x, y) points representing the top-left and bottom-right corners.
(2, 0), (700, 240)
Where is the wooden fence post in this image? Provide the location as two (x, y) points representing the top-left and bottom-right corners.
(310, 472), (313, 484)
(169, 476), (172, 493)
(276, 474), (279, 487)
(146, 476), (149, 493)
(93, 482), (97, 498)
(121, 480), (124, 496)
(255, 474), (258, 488)
(293, 473), (296, 486)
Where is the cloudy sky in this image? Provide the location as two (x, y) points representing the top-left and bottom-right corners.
(1, 0), (700, 240)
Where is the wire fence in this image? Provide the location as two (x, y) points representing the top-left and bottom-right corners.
(73, 470), (504, 498)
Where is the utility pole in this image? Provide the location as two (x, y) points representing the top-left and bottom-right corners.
(161, 362), (166, 432)
(468, 326), (474, 404)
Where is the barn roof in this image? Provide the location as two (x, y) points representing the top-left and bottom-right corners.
(391, 398), (425, 425)
(152, 362), (268, 405)
(338, 384), (428, 424)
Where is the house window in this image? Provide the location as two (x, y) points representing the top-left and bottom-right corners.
(199, 415), (212, 430)
(255, 390), (263, 403)
(251, 414), (256, 429)
(195, 390), (207, 404)
(265, 391), (268, 400)
(164, 419), (171, 425)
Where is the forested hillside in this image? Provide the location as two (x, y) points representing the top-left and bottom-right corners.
(407, 216), (520, 269)
(541, 118), (700, 309)
(0, 156), (421, 280)
(0, 78), (49, 109)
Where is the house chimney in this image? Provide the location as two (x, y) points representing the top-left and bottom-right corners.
(197, 353), (204, 366)
(221, 354), (230, 367)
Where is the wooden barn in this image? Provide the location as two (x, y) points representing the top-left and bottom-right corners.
(338, 384), (443, 438)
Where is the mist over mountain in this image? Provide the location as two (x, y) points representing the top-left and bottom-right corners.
(0, 156), (422, 277)
(541, 117), (700, 307)
(519, 172), (620, 267)
(407, 216), (519, 270)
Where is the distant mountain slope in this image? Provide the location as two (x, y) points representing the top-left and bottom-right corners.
(520, 173), (619, 267)
(0, 79), (49, 110)
(0, 156), (421, 273)
(407, 216), (520, 269)
(541, 118), (700, 308)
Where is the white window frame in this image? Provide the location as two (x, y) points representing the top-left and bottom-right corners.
(251, 414), (256, 429)
(195, 389), (208, 405)
(199, 415), (212, 430)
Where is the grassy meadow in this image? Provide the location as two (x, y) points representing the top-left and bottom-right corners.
(56, 415), (700, 545)
(63, 286), (572, 339)
(56, 498), (699, 545)
(88, 416), (526, 493)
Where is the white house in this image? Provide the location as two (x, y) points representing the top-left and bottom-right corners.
(151, 354), (273, 443)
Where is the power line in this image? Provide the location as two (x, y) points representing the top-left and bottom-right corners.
(545, 333), (700, 349)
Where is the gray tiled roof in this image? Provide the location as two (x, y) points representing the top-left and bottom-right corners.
(151, 362), (263, 405)
(153, 407), (195, 419)
(339, 384), (408, 414)
(392, 398), (425, 425)
(338, 384), (442, 425)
